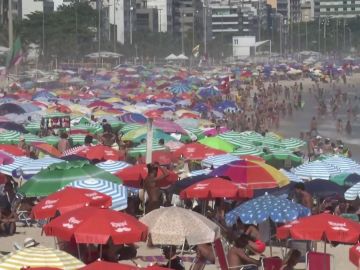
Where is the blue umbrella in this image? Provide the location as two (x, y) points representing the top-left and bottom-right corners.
(12, 157), (63, 179)
(120, 113), (147, 124)
(198, 86), (219, 98)
(96, 160), (131, 174)
(225, 193), (311, 225)
(322, 156), (360, 172)
(68, 178), (128, 211)
(170, 83), (191, 94)
(0, 157), (32, 176)
(304, 179), (346, 198)
(214, 101), (238, 113)
(193, 102), (209, 112)
(32, 91), (56, 100)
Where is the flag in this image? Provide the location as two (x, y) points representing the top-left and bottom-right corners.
(192, 44), (200, 58)
(6, 37), (23, 69)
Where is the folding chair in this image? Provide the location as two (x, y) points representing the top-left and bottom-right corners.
(261, 257), (282, 270)
(306, 251), (334, 270)
(11, 194), (32, 227)
(213, 238), (259, 270)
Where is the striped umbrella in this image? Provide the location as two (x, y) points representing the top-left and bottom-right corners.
(280, 138), (306, 150)
(189, 169), (212, 177)
(68, 178), (128, 211)
(0, 130), (21, 144)
(170, 83), (191, 94)
(120, 123), (142, 133)
(61, 146), (88, 156)
(292, 160), (341, 180)
(232, 146), (263, 156)
(279, 169), (303, 182)
(0, 246), (84, 270)
(128, 143), (166, 157)
(260, 137), (281, 147)
(322, 156), (360, 172)
(345, 182), (360, 200)
(25, 121), (41, 134)
(43, 136), (60, 146)
(239, 131), (263, 145)
(96, 160), (131, 174)
(72, 123), (103, 134)
(120, 113), (147, 124)
(70, 135), (98, 146)
(13, 157), (63, 179)
(0, 157), (32, 175)
(218, 132), (254, 148)
(184, 127), (204, 138)
(23, 134), (45, 143)
(201, 154), (240, 168)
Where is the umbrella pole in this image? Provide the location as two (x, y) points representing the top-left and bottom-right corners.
(77, 244), (81, 260)
(99, 244), (103, 259)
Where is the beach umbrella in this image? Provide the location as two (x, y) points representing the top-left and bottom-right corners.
(68, 178), (128, 211)
(140, 206), (220, 245)
(115, 164), (178, 188)
(201, 154), (240, 169)
(329, 172), (360, 187)
(280, 138), (306, 150)
(0, 144), (26, 156)
(322, 156), (360, 172)
(0, 246), (84, 270)
(122, 127), (175, 143)
(96, 160), (131, 174)
(198, 137), (236, 152)
(225, 194), (310, 225)
(170, 83), (191, 94)
(214, 101), (238, 113)
(18, 160), (122, 197)
(0, 130), (21, 144)
(80, 261), (170, 270)
(239, 131), (263, 145)
(70, 134), (98, 146)
(173, 142), (226, 160)
(263, 150), (303, 169)
(277, 213), (360, 243)
(0, 156), (32, 175)
(120, 123), (142, 133)
(31, 186), (112, 219)
(44, 207), (147, 244)
(292, 160), (341, 180)
(344, 182), (360, 200)
(203, 127), (229, 136)
(198, 86), (220, 98)
(180, 178), (253, 200)
(139, 150), (173, 165)
(279, 169), (303, 183)
(120, 113), (147, 124)
(13, 156), (63, 179)
(25, 121), (41, 134)
(218, 135), (254, 148)
(75, 145), (124, 161)
(127, 143), (166, 157)
(232, 146), (263, 156)
(349, 244), (360, 267)
(210, 160), (289, 189)
(32, 143), (62, 158)
(303, 179), (346, 198)
(61, 146), (88, 157)
(0, 150), (14, 165)
(154, 118), (186, 134)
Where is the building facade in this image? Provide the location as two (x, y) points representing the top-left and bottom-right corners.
(147, 0), (173, 32)
(318, 0), (360, 17)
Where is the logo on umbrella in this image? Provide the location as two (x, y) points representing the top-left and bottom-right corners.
(63, 217), (82, 229)
(41, 199), (59, 209)
(194, 184), (209, 190)
(328, 221), (349, 231)
(110, 221), (132, 233)
(85, 192), (104, 200)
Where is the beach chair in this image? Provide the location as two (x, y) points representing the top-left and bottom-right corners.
(213, 238), (258, 270)
(306, 251), (334, 270)
(284, 239), (312, 263)
(261, 257), (282, 270)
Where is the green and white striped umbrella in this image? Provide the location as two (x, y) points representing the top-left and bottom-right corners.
(260, 137), (281, 147)
(184, 127), (204, 138)
(0, 131), (21, 144)
(25, 121), (41, 134)
(218, 131), (242, 141)
(72, 123), (103, 134)
(128, 142), (166, 157)
(280, 138), (306, 150)
(261, 144), (282, 153)
(239, 131), (263, 146)
(217, 131), (254, 148)
(232, 146), (263, 156)
(43, 135), (60, 146)
(108, 120), (125, 129)
(23, 133), (44, 143)
(70, 134), (98, 146)
(0, 245), (84, 270)
(120, 123), (142, 133)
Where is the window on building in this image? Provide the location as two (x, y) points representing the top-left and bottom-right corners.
(343, 0), (347, 4)
(234, 39), (238, 45)
(326, 7), (330, 11)
(335, 7), (338, 11)
(352, 6), (355, 10)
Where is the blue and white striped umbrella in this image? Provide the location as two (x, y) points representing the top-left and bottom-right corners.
(12, 156), (63, 179)
(279, 169), (303, 182)
(68, 178), (128, 211)
(189, 169), (211, 177)
(225, 193), (311, 225)
(96, 160), (131, 174)
(0, 157), (32, 176)
(292, 160), (341, 180)
(344, 182), (360, 200)
(170, 83), (191, 94)
(201, 154), (240, 169)
(322, 156), (360, 172)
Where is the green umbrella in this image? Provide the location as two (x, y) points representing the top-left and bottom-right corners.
(198, 137), (236, 152)
(120, 124), (142, 134)
(108, 120), (126, 130)
(239, 131), (263, 146)
(280, 138), (306, 150)
(22, 134), (44, 143)
(43, 135), (60, 146)
(122, 127), (176, 143)
(72, 123), (103, 134)
(184, 127), (204, 139)
(25, 121), (41, 134)
(263, 150), (303, 169)
(0, 131), (21, 144)
(18, 160), (122, 197)
(128, 142), (166, 157)
(329, 172), (360, 186)
(232, 146), (263, 156)
(69, 134), (98, 146)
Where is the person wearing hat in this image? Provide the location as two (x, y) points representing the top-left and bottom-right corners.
(23, 238), (39, 248)
(18, 136), (28, 152)
(161, 246), (184, 270)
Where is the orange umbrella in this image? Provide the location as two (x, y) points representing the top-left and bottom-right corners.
(32, 143), (62, 158)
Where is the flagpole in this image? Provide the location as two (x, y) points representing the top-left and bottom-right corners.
(8, 0), (14, 49)
(145, 118), (153, 164)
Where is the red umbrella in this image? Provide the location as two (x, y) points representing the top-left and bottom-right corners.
(31, 187), (112, 219)
(139, 151), (173, 165)
(88, 101), (112, 108)
(350, 244), (360, 267)
(32, 143), (62, 158)
(0, 144), (26, 156)
(173, 143), (226, 161)
(44, 207), (148, 244)
(240, 155), (265, 162)
(277, 213), (360, 244)
(76, 145), (125, 161)
(115, 164), (178, 188)
(0, 150), (14, 165)
(180, 178), (253, 200)
(144, 110), (164, 118)
(21, 268), (61, 270)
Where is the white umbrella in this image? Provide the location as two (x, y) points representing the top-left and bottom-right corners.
(165, 54), (178, 60)
(140, 206), (220, 245)
(177, 54), (189, 60)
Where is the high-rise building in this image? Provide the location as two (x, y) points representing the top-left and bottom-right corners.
(108, 0), (135, 44)
(1, 0), (21, 25)
(146, 0), (173, 32)
(136, 0), (159, 32)
(317, 0), (360, 17)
